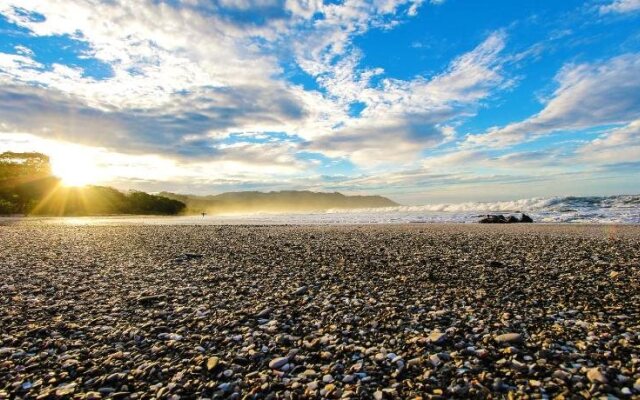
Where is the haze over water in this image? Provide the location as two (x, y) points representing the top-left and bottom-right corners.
(3, 195), (637, 225)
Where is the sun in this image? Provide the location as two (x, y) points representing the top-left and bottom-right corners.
(50, 151), (102, 187)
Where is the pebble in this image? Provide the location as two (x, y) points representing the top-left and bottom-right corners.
(268, 357), (289, 369)
(206, 356), (219, 371)
(428, 331), (447, 344)
(0, 224), (637, 398)
(55, 383), (75, 396)
(429, 354), (442, 367)
(587, 367), (608, 384)
(292, 286), (308, 295)
(342, 374), (355, 383)
(494, 333), (523, 344)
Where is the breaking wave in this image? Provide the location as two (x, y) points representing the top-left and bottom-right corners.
(7, 195), (637, 225)
(321, 195), (640, 224)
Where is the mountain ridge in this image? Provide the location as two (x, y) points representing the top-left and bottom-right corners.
(158, 190), (399, 214)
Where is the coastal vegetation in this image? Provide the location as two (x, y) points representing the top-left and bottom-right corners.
(0, 151), (185, 215)
(1, 151), (397, 216)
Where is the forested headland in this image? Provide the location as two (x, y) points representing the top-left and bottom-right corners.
(0, 152), (185, 216)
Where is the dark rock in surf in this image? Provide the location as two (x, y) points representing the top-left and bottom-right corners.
(479, 215), (508, 224)
(478, 214), (534, 223)
(520, 214), (534, 223)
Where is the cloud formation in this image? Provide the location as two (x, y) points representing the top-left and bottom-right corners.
(466, 53), (640, 147)
(308, 31), (508, 165)
(599, 0), (640, 14)
(577, 119), (640, 164)
(0, 0), (638, 201)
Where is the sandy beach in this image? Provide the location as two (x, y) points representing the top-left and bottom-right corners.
(1, 224), (639, 398)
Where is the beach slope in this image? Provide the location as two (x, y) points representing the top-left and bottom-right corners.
(1, 224), (639, 398)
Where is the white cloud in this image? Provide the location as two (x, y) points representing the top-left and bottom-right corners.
(466, 53), (640, 147)
(285, 0), (323, 19)
(576, 119), (640, 164)
(599, 0), (640, 14)
(0, 132), (308, 189)
(0, 0), (506, 170)
(0, 0), (285, 110)
(0, 0), (433, 161)
(307, 31), (508, 165)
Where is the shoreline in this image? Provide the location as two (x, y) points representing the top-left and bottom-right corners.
(2, 214), (640, 227)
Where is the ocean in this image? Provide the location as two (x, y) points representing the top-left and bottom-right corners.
(2, 194), (638, 225)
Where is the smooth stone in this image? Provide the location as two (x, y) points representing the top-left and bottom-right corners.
(552, 370), (570, 380)
(292, 286), (308, 295)
(322, 374), (334, 383)
(429, 354), (442, 367)
(158, 333), (183, 341)
(106, 373), (126, 383)
(207, 356), (219, 371)
(342, 374), (355, 383)
(494, 333), (523, 344)
(268, 357), (289, 369)
(218, 382), (232, 392)
(407, 357), (422, 367)
(586, 368), (607, 384)
(428, 331), (447, 344)
(55, 384), (76, 396)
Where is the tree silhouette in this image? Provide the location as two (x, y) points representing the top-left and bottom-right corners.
(0, 151), (185, 216)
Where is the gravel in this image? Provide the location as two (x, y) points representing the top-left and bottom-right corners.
(0, 223), (639, 398)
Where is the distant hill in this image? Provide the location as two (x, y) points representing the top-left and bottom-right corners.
(158, 190), (399, 214)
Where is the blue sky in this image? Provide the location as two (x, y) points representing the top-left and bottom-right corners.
(0, 0), (639, 204)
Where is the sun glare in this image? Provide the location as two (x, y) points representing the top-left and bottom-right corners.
(51, 150), (102, 187)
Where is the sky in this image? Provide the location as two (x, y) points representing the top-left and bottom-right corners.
(0, 0), (639, 204)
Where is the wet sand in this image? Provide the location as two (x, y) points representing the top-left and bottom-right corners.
(1, 224), (639, 398)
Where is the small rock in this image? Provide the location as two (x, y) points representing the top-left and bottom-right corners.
(97, 387), (116, 395)
(269, 357), (289, 369)
(137, 295), (166, 305)
(207, 356), (219, 371)
(552, 369), (570, 380)
(428, 331), (447, 344)
(586, 367), (607, 384)
(292, 286), (308, 295)
(429, 354), (442, 367)
(0, 348), (15, 355)
(55, 383), (76, 397)
(494, 333), (522, 344)
(520, 214), (534, 223)
(342, 374), (355, 383)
